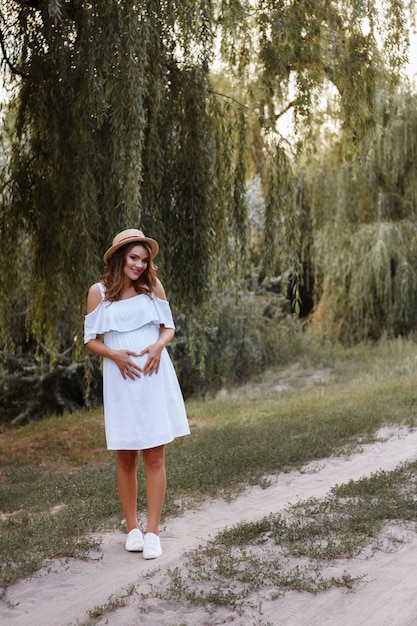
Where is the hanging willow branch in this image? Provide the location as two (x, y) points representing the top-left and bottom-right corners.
(0, 0), (413, 358)
(308, 87), (417, 341)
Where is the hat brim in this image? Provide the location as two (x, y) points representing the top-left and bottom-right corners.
(103, 236), (159, 263)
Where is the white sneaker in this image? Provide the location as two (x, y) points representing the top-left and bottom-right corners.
(125, 528), (144, 552)
(143, 533), (162, 559)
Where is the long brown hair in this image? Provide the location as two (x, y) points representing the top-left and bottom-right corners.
(102, 242), (157, 301)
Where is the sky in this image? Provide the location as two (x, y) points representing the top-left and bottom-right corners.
(407, 31), (417, 82)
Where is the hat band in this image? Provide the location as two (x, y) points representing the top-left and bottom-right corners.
(117, 235), (144, 244)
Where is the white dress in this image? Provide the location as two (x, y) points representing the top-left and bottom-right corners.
(84, 283), (190, 450)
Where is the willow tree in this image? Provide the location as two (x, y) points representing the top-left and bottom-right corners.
(302, 86), (417, 341)
(0, 0), (412, 358)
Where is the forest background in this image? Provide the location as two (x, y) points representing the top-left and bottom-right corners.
(1, 0), (417, 426)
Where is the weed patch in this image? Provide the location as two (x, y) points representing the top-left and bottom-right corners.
(161, 461), (417, 615)
(87, 584), (136, 620)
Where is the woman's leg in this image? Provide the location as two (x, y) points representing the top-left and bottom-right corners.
(142, 445), (166, 534)
(117, 450), (140, 532)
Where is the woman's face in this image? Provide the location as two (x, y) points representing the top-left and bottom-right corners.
(123, 244), (150, 281)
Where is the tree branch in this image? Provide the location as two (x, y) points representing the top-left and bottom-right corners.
(208, 87), (297, 155)
(0, 28), (29, 78)
(11, 1), (41, 8)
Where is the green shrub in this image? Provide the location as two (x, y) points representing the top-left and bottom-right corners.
(172, 291), (304, 397)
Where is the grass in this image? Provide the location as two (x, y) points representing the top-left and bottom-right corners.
(1, 336), (417, 587)
(162, 460), (417, 614)
(87, 584), (136, 620)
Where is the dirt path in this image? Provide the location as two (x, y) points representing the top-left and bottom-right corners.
(2, 425), (417, 626)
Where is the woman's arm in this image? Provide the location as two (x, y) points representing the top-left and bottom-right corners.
(85, 284), (142, 380)
(139, 279), (175, 375)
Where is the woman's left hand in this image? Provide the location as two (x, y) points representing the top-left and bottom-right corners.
(139, 326), (174, 375)
(139, 342), (163, 375)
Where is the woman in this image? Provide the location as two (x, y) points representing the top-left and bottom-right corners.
(84, 228), (190, 560)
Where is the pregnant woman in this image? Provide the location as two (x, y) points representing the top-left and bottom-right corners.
(84, 229), (190, 560)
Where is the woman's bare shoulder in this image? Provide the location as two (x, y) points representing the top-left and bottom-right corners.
(86, 283), (103, 313)
(152, 278), (167, 300)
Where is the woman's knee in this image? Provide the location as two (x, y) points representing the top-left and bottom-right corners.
(142, 446), (165, 473)
(117, 450), (140, 472)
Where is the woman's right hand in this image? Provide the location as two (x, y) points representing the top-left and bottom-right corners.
(111, 349), (143, 380)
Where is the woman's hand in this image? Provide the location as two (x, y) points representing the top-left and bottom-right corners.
(138, 342), (164, 376)
(139, 325), (175, 375)
(111, 349), (143, 380)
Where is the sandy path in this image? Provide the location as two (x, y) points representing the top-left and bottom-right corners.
(2, 425), (417, 626)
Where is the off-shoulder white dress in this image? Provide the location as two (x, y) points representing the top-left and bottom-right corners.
(84, 283), (190, 450)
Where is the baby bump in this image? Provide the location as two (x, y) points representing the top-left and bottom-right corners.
(104, 324), (161, 354)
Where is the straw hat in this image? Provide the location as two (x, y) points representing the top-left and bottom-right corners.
(103, 229), (159, 263)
